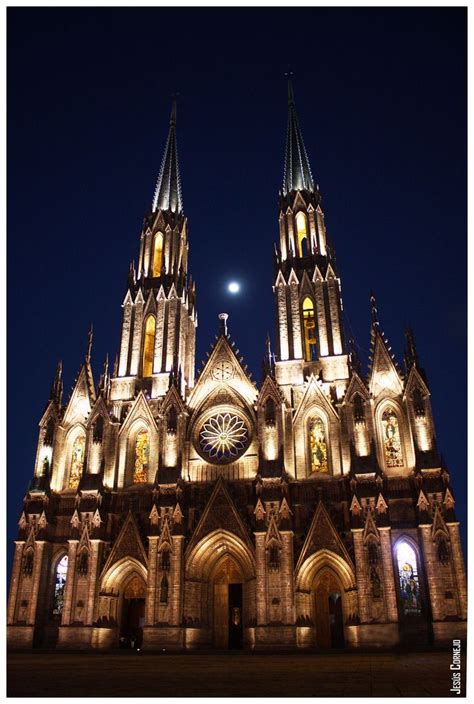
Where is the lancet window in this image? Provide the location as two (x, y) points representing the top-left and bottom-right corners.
(152, 232), (164, 277)
(142, 315), (156, 377)
(52, 555), (68, 617)
(396, 542), (421, 615)
(309, 416), (328, 473)
(296, 211), (308, 257)
(133, 429), (149, 484)
(68, 434), (85, 489)
(302, 297), (317, 362)
(381, 408), (403, 468)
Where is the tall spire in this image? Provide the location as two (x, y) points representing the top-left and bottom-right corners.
(152, 100), (183, 214)
(283, 80), (315, 195)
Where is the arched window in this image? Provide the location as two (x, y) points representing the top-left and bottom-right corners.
(160, 549), (170, 572)
(160, 574), (169, 603)
(52, 555), (68, 618)
(412, 388), (425, 417)
(167, 406), (178, 434)
(77, 549), (89, 576)
(23, 549), (34, 576)
(353, 394), (365, 422)
(296, 212), (308, 257)
(92, 416), (104, 443)
(268, 544), (280, 571)
(265, 397), (276, 425)
(152, 232), (164, 277)
(133, 429), (149, 484)
(396, 542), (421, 615)
(142, 315), (156, 377)
(44, 418), (55, 447)
(309, 417), (328, 473)
(68, 434), (86, 489)
(302, 297), (317, 362)
(381, 408), (403, 468)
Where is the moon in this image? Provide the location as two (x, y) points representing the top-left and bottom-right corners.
(227, 281), (240, 294)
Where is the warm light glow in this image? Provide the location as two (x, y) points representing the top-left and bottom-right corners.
(309, 417), (328, 473)
(302, 297), (317, 362)
(199, 413), (249, 463)
(228, 282), (240, 294)
(142, 315), (156, 377)
(296, 212), (308, 257)
(382, 408), (403, 468)
(152, 232), (163, 277)
(396, 542), (421, 614)
(134, 429), (149, 483)
(68, 435), (85, 489)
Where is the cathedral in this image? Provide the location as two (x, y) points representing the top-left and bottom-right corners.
(8, 83), (466, 652)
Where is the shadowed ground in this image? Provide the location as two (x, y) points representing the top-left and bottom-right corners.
(7, 649), (465, 697)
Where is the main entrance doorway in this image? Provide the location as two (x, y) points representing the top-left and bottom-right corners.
(120, 575), (146, 648)
(213, 557), (243, 649)
(314, 570), (345, 648)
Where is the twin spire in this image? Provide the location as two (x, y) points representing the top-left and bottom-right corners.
(151, 81), (316, 217)
(283, 80), (315, 196)
(152, 100), (183, 215)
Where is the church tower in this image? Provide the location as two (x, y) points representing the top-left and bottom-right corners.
(112, 102), (197, 404)
(274, 82), (348, 401)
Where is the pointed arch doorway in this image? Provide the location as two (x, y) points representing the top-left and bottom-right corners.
(120, 575), (146, 648)
(212, 556), (243, 649)
(314, 570), (345, 648)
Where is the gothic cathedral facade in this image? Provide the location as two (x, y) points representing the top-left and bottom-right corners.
(8, 85), (466, 651)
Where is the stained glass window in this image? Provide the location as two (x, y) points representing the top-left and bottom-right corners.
(309, 417), (328, 473)
(52, 555), (68, 617)
(152, 232), (164, 277)
(302, 297), (317, 362)
(133, 429), (149, 483)
(199, 413), (249, 464)
(381, 409), (403, 468)
(68, 435), (85, 489)
(396, 542), (421, 615)
(142, 316), (156, 377)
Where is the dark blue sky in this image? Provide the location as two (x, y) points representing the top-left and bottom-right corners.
(7, 8), (466, 565)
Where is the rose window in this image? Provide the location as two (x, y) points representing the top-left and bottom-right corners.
(198, 413), (249, 463)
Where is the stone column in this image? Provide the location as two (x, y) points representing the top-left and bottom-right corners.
(314, 278), (329, 356)
(254, 533), (267, 625)
(62, 540), (78, 625)
(146, 537), (159, 626)
(85, 540), (103, 624)
(447, 522), (467, 620)
(378, 527), (399, 622)
(27, 541), (46, 625)
(351, 529), (370, 623)
(7, 542), (24, 624)
(118, 298), (133, 377)
(129, 292), (144, 376)
(280, 532), (296, 624)
(170, 536), (185, 626)
(289, 279), (302, 360)
(418, 526), (444, 621)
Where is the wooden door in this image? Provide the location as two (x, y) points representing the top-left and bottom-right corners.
(213, 583), (229, 648)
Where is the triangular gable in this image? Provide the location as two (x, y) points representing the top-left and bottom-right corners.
(186, 477), (254, 555)
(443, 488), (455, 511)
(368, 329), (403, 398)
(78, 523), (91, 552)
(417, 489), (430, 512)
(101, 512), (148, 576)
(362, 510), (380, 543)
(143, 289), (157, 317)
(293, 374), (339, 425)
(62, 364), (95, 426)
(119, 391), (158, 436)
(188, 335), (257, 412)
(295, 501), (354, 572)
(431, 505), (449, 539)
(86, 396), (111, 429)
(403, 365), (431, 400)
(257, 375), (285, 408)
(312, 266), (324, 283)
(299, 270), (313, 299)
(274, 270), (287, 288)
(38, 399), (60, 430)
(160, 385), (186, 415)
(325, 263), (336, 281)
(343, 372), (369, 406)
(265, 514), (282, 548)
(254, 498), (266, 522)
(288, 268), (299, 285)
(350, 495), (362, 516)
(157, 518), (173, 552)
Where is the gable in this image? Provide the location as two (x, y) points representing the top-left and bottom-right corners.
(293, 374), (339, 425)
(62, 364), (95, 427)
(101, 512), (148, 576)
(368, 330), (403, 398)
(296, 502), (354, 572)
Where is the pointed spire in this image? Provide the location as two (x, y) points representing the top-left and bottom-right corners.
(348, 336), (362, 376)
(98, 354), (110, 397)
(404, 326), (419, 370)
(152, 100), (183, 214)
(283, 80), (315, 195)
(50, 360), (63, 403)
(262, 334), (275, 378)
(369, 292), (379, 326)
(86, 325), (93, 362)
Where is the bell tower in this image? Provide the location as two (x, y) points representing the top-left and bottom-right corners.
(273, 81), (349, 399)
(111, 102), (197, 404)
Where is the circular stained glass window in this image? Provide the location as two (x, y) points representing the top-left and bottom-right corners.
(198, 412), (250, 464)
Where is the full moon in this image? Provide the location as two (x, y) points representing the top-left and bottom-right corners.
(228, 281), (240, 294)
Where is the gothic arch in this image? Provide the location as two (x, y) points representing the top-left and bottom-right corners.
(301, 406), (332, 477)
(124, 419), (153, 486)
(61, 423), (87, 490)
(100, 556), (148, 594)
(185, 529), (255, 581)
(295, 549), (358, 628)
(374, 398), (413, 473)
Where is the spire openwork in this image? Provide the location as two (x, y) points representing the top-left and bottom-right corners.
(283, 80), (315, 195)
(152, 100), (183, 214)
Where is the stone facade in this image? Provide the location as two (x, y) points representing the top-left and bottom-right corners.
(8, 87), (466, 652)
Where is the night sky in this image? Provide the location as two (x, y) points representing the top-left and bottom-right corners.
(7, 8), (467, 572)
